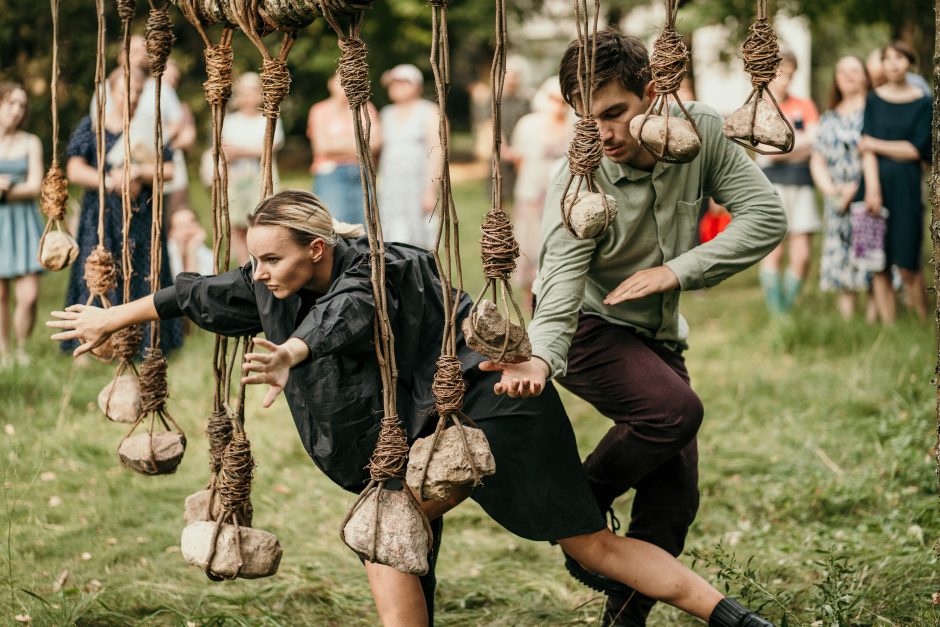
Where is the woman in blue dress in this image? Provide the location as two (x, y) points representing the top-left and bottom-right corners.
(64, 66), (182, 355)
(858, 41), (932, 323)
(0, 82), (44, 368)
(810, 55), (871, 319)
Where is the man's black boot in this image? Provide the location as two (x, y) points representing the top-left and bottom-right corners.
(708, 598), (776, 627)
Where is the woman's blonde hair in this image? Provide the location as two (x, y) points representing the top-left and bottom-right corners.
(247, 190), (364, 246)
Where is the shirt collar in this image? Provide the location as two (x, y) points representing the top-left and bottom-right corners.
(600, 155), (676, 184)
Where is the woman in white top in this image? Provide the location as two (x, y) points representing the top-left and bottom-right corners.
(222, 72), (284, 264)
(377, 64), (440, 249)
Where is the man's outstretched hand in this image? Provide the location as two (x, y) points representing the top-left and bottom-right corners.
(604, 265), (679, 305)
(479, 357), (550, 398)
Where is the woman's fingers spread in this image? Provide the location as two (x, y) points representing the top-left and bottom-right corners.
(65, 304), (86, 313)
(74, 341), (94, 357)
(46, 320), (76, 329)
(50, 329), (81, 341)
(241, 373), (270, 385)
(252, 337), (277, 351)
(243, 352), (271, 364)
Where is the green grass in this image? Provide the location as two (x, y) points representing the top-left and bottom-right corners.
(1, 171), (938, 625)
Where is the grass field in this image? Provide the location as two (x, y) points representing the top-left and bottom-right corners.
(0, 171), (938, 626)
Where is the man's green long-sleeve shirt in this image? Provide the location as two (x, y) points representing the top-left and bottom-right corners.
(528, 103), (788, 379)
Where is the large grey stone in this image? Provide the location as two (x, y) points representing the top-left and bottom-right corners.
(461, 299), (531, 363)
(629, 114), (701, 163)
(406, 426), (496, 501)
(119, 432), (185, 475)
(181, 521), (282, 579)
(563, 192), (618, 240)
(722, 98), (792, 150)
(39, 230), (79, 272)
(342, 487), (430, 576)
(98, 374), (142, 424)
(183, 488), (253, 526)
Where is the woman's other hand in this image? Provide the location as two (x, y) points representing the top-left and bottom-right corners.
(47, 304), (115, 356)
(241, 337), (309, 408)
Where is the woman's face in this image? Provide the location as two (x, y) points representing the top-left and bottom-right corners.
(387, 79), (421, 104)
(237, 76), (263, 113)
(834, 56), (867, 99)
(246, 225), (320, 299)
(0, 88), (28, 131)
(882, 47), (910, 84)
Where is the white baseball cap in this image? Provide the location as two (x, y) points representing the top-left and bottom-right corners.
(381, 64), (424, 87)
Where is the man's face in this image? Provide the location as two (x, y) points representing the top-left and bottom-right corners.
(574, 80), (652, 165)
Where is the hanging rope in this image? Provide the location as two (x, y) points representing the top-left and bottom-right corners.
(722, 0), (794, 154)
(320, 3), (432, 569)
(37, 0), (79, 272)
(463, 0), (530, 365)
(178, 1), (237, 507)
(558, 0), (616, 240)
(632, 0), (702, 164)
(228, 0), (297, 199)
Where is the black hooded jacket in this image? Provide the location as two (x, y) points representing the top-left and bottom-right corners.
(154, 237), (485, 492)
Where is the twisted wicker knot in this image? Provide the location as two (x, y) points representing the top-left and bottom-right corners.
(368, 414), (410, 482)
(146, 7), (175, 78)
(338, 37), (371, 109)
(207, 406), (233, 473)
(650, 28), (688, 96)
(432, 355), (465, 415)
(742, 18), (780, 89)
(139, 347), (168, 414)
(260, 59), (291, 119)
(218, 431), (254, 512)
(112, 324), (142, 362)
(480, 208), (519, 281)
(117, 0), (135, 22)
(567, 116), (604, 177)
(40, 167), (69, 221)
(203, 44), (233, 107)
(84, 246), (117, 297)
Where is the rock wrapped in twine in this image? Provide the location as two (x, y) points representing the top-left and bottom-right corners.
(631, 24), (702, 164)
(722, 15), (794, 154)
(318, 0), (374, 15)
(217, 431), (254, 516)
(146, 7), (175, 78)
(203, 43), (234, 108)
(431, 355), (464, 417)
(38, 167), (78, 272)
(368, 414), (410, 483)
(479, 208), (519, 282)
(338, 37), (370, 109)
(562, 115), (617, 239)
(258, 0), (319, 31)
(169, 0), (237, 28)
(207, 407), (234, 475)
(260, 59), (291, 120)
(112, 324), (142, 363)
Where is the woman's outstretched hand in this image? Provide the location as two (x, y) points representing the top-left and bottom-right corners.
(47, 304), (114, 356)
(241, 337), (309, 409)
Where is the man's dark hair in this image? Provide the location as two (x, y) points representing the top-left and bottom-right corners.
(558, 29), (651, 108)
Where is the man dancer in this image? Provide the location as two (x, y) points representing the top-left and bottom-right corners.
(482, 30), (787, 625)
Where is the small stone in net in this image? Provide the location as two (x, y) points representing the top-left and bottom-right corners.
(406, 425), (495, 501)
(563, 192), (619, 240)
(342, 486), (430, 576)
(629, 115), (701, 163)
(97, 374), (142, 424)
(38, 231), (79, 271)
(181, 521), (282, 579)
(461, 299), (532, 364)
(119, 432), (186, 475)
(183, 488), (253, 527)
(723, 98), (792, 150)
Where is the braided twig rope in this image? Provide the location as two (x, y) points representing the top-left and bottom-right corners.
(633, 0), (702, 164)
(724, 0), (794, 155)
(559, 0), (615, 238)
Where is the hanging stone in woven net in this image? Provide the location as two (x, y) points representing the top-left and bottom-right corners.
(462, 299), (531, 363)
(181, 521), (282, 578)
(98, 374), (142, 424)
(406, 425), (495, 501)
(723, 98), (791, 150)
(342, 485), (432, 575)
(630, 114), (700, 163)
(39, 230), (79, 272)
(183, 488), (254, 526)
(563, 191), (619, 241)
(119, 431), (186, 474)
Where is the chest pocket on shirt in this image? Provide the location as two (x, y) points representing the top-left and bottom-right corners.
(676, 198), (701, 249)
